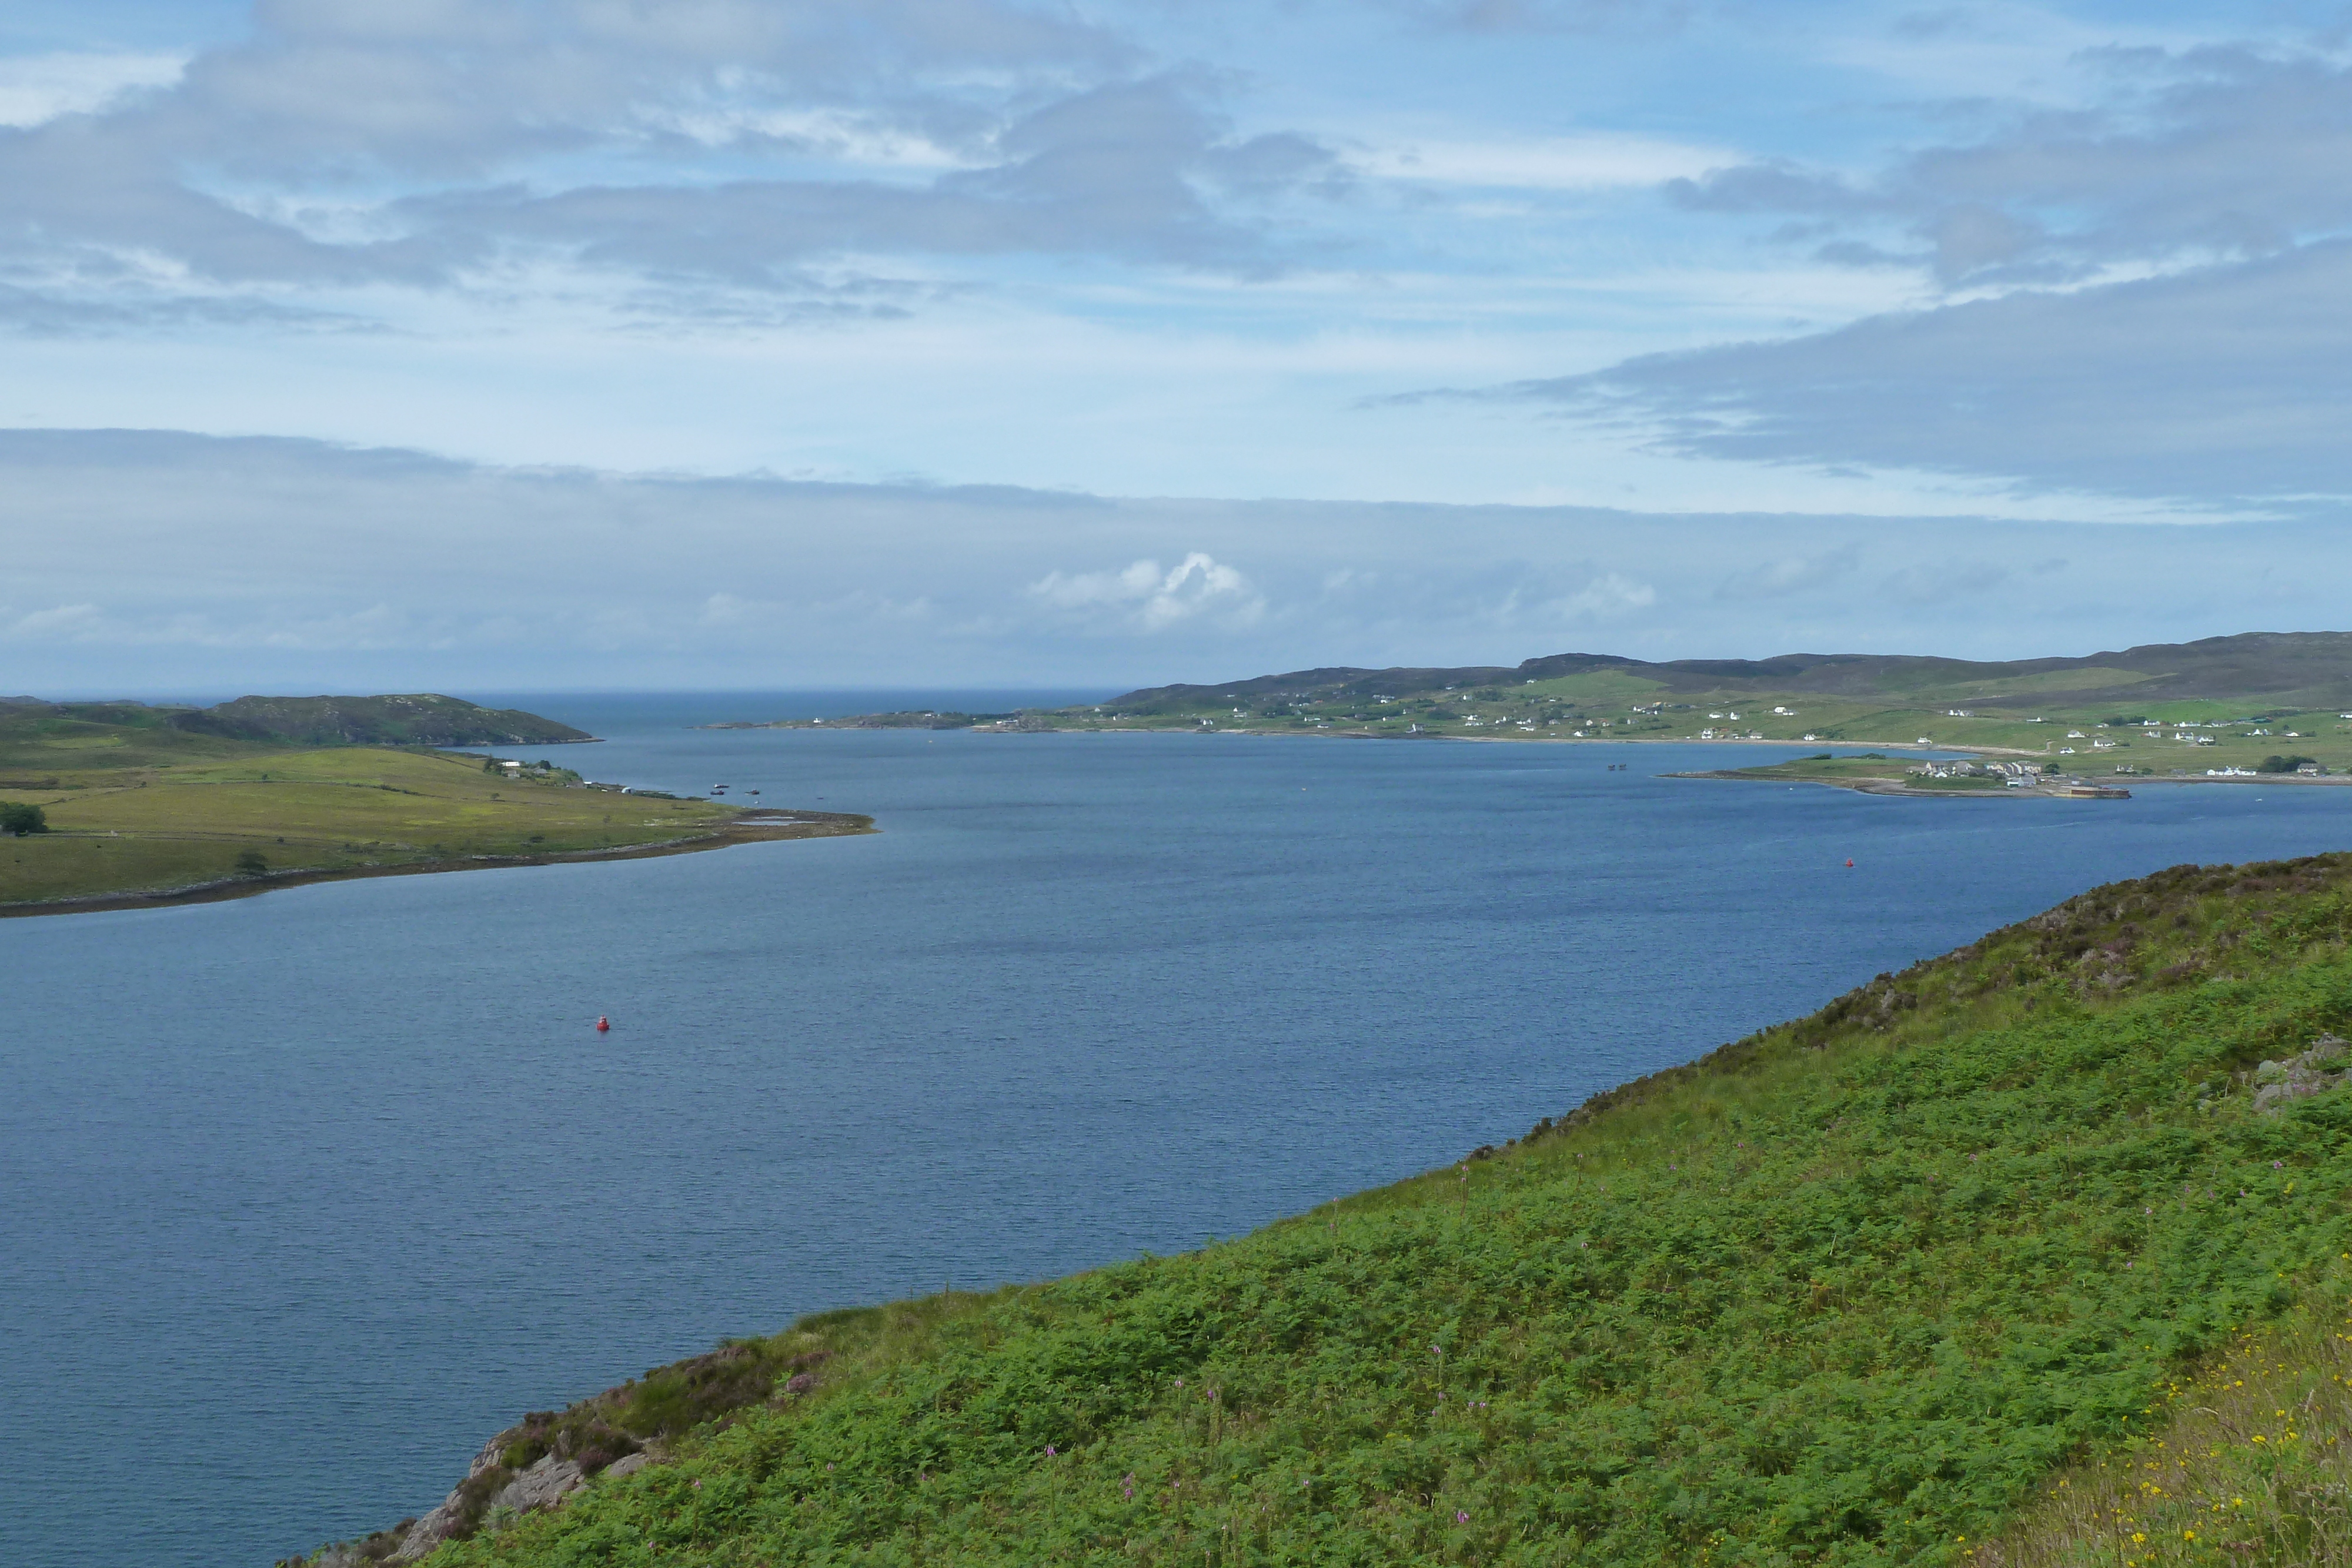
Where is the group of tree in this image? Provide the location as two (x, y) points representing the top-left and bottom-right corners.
(0, 802), (45, 835)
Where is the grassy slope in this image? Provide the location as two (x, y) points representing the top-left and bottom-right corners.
(0, 747), (743, 906)
(387, 855), (2352, 1568)
(1986, 1289), (2352, 1565)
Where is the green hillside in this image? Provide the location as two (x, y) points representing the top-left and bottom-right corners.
(1103, 631), (2352, 714)
(174, 693), (592, 747)
(0, 694), (589, 776)
(1066, 633), (2352, 770)
(312, 854), (2352, 1567)
(758, 632), (2352, 778)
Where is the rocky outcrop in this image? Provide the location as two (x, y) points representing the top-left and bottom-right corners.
(286, 1338), (828, 1566)
(388, 1437), (508, 1563)
(2252, 1035), (2348, 1114)
(600, 1452), (653, 1483)
(487, 1455), (588, 1520)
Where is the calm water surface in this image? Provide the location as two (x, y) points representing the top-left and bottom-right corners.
(7, 695), (2351, 1566)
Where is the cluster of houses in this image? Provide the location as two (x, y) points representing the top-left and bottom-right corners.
(1910, 760), (2040, 784)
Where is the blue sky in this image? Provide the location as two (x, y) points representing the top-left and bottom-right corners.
(1, 1), (2346, 690)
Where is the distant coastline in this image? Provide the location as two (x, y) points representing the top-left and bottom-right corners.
(714, 631), (2352, 795)
(0, 810), (873, 920)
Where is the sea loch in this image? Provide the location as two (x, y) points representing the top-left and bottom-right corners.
(6, 695), (2350, 1566)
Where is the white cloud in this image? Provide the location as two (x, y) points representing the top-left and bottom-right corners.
(1028, 551), (1262, 628)
(1553, 571), (1656, 618)
(1715, 544), (1862, 601)
(0, 52), (184, 128)
(1352, 131), (1732, 190)
(4, 601), (104, 638)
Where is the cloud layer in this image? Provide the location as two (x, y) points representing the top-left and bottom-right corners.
(3, 1), (2350, 611)
(0, 0), (1343, 316)
(1499, 239), (2352, 503)
(3, 430), (2342, 693)
(1444, 41), (2352, 507)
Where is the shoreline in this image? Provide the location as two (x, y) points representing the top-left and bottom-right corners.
(1668, 767), (2352, 800)
(951, 723), (2344, 781)
(0, 810), (873, 920)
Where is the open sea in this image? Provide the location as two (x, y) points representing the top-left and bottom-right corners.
(8, 691), (2352, 1566)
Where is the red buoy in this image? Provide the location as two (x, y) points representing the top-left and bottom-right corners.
(596, 1015), (610, 1032)
(1845, 859), (1855, 868)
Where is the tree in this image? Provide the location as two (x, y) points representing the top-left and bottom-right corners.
(483, 755), (500, 774)
(233, 848), (268, 876)
(0, 801), (46, 836)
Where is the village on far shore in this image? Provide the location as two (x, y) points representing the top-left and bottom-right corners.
(717, 630), (2352, 798)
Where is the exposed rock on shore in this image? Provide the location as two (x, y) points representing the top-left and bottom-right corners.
(285, 1338), (827, 1566)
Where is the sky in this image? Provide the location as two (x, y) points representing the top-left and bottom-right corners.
(2, 0), (2347, 692)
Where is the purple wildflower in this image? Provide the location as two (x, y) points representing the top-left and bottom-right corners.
(1045, 1446), (1057, 1457)
(1458, 1510), (1471, 1523)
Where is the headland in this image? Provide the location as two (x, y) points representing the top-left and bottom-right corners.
(0, 696), (871, 915)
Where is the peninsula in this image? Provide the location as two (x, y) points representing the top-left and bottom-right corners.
(298, 851), (2352, 1567)
(734, 630), (2352, 788)
(0, 696), (868, 915)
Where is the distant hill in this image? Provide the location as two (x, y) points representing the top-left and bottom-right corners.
(166, 693), (593, 747)
(0, 696), (590, 773)
(1107, 630), (2352, 712)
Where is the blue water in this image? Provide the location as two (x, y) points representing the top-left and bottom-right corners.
(6, 697), (2350, 1567)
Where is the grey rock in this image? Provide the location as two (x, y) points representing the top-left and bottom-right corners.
(392, 1437), (508, 1562)
(492, 1453), (584, 1514)
(601, 1451), (654, 1482)
(2253, 1037), (2352, 1115)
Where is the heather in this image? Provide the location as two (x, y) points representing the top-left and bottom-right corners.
(416, 855), (2352, 1567)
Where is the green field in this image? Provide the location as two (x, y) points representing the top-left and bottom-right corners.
(306, 854), (2352, 1567)
(0, 729), (860, 908)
